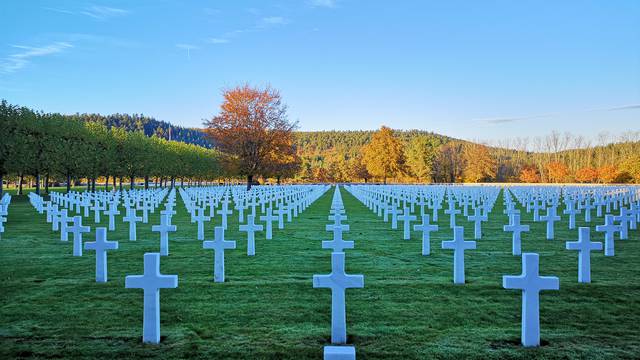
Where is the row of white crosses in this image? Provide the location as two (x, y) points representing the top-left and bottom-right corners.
(344, 185), (498, 284)
(345, 184), (640, 348)
(0, 193), (11, 239)
(507, 185), (640, 256)
(314, 186), (363, 360)
(180, 185), (327, 243)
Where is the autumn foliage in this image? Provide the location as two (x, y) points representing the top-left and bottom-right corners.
(361, 126), (404, 184)
(204, 85), (298, 189)
(519, 166), (540, 183)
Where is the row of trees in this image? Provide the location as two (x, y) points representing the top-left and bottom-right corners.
(292, 126), (640, 184)
(0, 100), (221, 196)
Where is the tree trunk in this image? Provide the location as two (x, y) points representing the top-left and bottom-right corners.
(44, 174), (50, 194)
(247, 174), (253, 191)
(0, 174), (3, 198)
(113, 176), (117, 190)
(171, 177), (175, 188)
(66, 172), (71, 193)
(119, 177), (123, 191)
(130, 176), (135, 190)
(35, 173), (41, 195)
(277, 176), (281, 185)
(92, 178), (96, 192)
(144, 176), (149, 189)
(18, 173), (24, 195)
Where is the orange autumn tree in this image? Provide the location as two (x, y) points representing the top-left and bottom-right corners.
(575, 167), (598, 183)
(519, 166), (540, 183)
(362, 126), (404, 184)
(596, 166), (618, 183)
(205, 84), (297, 190)
(462, 143), (496, 183)
(546, 161), (569, 183)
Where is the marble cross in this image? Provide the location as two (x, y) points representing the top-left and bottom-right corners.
(563, 201), (579, 230)
(275, 206), (287, 229)
(539, 207), (560, 240)
(105, 203), (120, 231)
(323, 219), (354, 253)
(444, 201), (460, 228)
(504, 214), (530, 256)
(68, 216), (91, 256)
(123, 207), (142, 241)
(596, 214), (619, 256)
(192, 207), (209, 241)
(503, 253), (559, 347)
(388, 206), (401, 230)
(399, 207), (417, 240)
(441, 226), (476, 284)
(219, 201), (232, 230)
(313, 252), (364, 344)
(239, 215), (263, 256)
(152, 214), (176, 256)
(84, 227), (119, 282)
(259, 207), (277, 240)
(565, 227), (602, 283)
(413, 214), (438, 255)
(467, 207), (487, 240)
(58, 209), (71, 242)
(203, 226), (236, 282)
(125, 253), (178, 344)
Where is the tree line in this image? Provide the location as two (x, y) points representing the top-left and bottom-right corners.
(293, 126), (640, 184)
(0, 100), (221, 196)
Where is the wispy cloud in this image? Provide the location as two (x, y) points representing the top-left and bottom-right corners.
(475, 103), (640, 125)
(44, 5), (129, 20)
(80, 5), (129, 19)
(176, 44), (199, 60)
(475, 113), (553, 125)
(0, 42), (73, 74)
(261, 16), (289, 26)
(310, 0), (337, 8)
(206, 38), (230, 44)
(605, 104), (640, 111)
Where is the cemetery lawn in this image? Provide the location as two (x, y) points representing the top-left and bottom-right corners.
(1, 188), (640, 359)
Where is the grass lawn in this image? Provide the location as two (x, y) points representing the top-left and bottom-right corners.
(1, 187), (639, 359)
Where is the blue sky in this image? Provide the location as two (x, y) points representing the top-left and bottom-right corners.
(1, 0), (639, 144)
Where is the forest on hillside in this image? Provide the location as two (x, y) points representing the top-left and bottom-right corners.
(67, 113), (211, 148)
(2, 99), (639, 188)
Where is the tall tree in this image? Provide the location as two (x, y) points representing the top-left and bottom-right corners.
(462, 143), (496, 183)
(204, 85), (297, 190)
(405, 135), (440, 182)
(361, 126), (404, 184)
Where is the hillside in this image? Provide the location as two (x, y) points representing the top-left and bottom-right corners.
(68, 113), (212, 148)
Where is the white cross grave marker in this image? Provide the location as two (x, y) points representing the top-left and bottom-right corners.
(414, 214), (438, 255)
(84, 227), (119, 282)
(596, 214), (619, 256)
(152, 214), (176, 256)
(399, 207), (417, 240)
(203, 226), (236, 282)
(441, 226), (476, 284)
(123, 207), (142, 241)
(503, 253), (559, 347)
(239, 215), (263, 256)
(68, 216), (91, 256)
(565, 227), (602, 283)
(125, 253), (178, 344)
(504, 214), (530, 256)
(313, 252), (364, 344)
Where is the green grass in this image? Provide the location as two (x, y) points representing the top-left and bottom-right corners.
(1, 187), (639, 359)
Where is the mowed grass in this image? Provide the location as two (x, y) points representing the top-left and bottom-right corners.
(1, 187), (639, 359)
